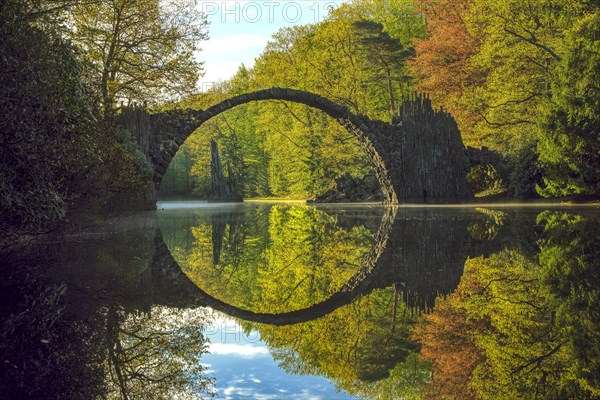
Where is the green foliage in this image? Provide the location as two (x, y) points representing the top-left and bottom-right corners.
(465, 252), (573, 399)
(259, 287), (426, 398)
(466, 164), (505, 197)
(90, 125), (154, 211)
(0, 0), (98, 228)
(462, 0), (571, 148)
(69, 0), (208, 112)
(467, 208), (506, 241)
(113, 127), (153, 178)
(537, 7), (600, 198)
(163, 205), (375, 311)
(506, 141), (543, 198)
(352, 0), (425, 47)
(416, 250), (592, 399)
(160, 141), (209, 198)
(352, 19), (414, 118)
(537, 211), (600, 396)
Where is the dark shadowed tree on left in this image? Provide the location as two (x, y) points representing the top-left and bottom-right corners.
(0, 0), (161, 232)
(0, 0), (100, 229)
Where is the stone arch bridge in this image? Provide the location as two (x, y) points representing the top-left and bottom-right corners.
(120, 87), (473, 205)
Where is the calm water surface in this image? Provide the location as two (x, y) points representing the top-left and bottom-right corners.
(1, 202), (598, 399)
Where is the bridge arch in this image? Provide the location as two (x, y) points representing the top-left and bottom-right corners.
(122, 88), (397, 204)
(199, 89), (398, 203)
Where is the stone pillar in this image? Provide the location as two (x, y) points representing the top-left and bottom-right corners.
(209, 139), (243, 202)
(379, 94), (473, 203)
(118, 106), (157, 210)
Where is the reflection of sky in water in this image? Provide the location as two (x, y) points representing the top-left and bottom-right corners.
(203, 312), (356, 400)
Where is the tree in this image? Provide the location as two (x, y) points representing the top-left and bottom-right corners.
(463, 0), (577, 149)
(410, 0), (485, 145)
(352, 20), (414, 119)
(536, 3), (600, 198)
(70, 0), (208, 113)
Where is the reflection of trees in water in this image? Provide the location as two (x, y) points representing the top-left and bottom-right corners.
(537, 211), (600, 396)
(415, 210), (600, 399)
(251, 286), (430, 399)
(163, 205), (377, 312)
(156, 205), (599, 399)
(0, 226), (215, 400)
(104, 305), (213, 400)
(158, 206), (484, 398)
(468, 208), (507, 241)
(162, 205), (482, 315)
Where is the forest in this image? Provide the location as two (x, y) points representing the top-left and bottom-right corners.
(1, 0), (599, 230)
(161, 0), (600, 202)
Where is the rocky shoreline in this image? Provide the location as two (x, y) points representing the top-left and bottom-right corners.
(311, 170), (384, 203)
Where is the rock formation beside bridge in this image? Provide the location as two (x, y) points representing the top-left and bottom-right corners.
(209, 139), (242, 202)
(313, 170), (384, 203)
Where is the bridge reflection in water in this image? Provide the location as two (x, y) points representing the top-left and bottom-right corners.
(154, 204), (512, 323)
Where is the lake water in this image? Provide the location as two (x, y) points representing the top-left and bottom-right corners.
(1, 202), (598, 399)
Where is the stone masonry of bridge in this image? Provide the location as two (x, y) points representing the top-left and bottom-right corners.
(120, 88), (473, 207)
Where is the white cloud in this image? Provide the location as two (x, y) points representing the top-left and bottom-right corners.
(195, 33), (267, 83)
(210, 343), (270, 357)
(199, 61), (243, 86)
(221, 385), (284, 400)
(200, 34), (268, 56)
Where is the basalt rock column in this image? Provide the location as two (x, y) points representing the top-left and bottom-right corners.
(209, 139), (242, 202)
(382, 94), (473, 203)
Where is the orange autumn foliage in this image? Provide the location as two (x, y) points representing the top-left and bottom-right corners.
(413, 266), (487, 400)
(410, 0), (485, 143)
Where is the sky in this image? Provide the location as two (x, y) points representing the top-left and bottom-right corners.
(195, 1), (346, 89)
(203, 312), (357, 399)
